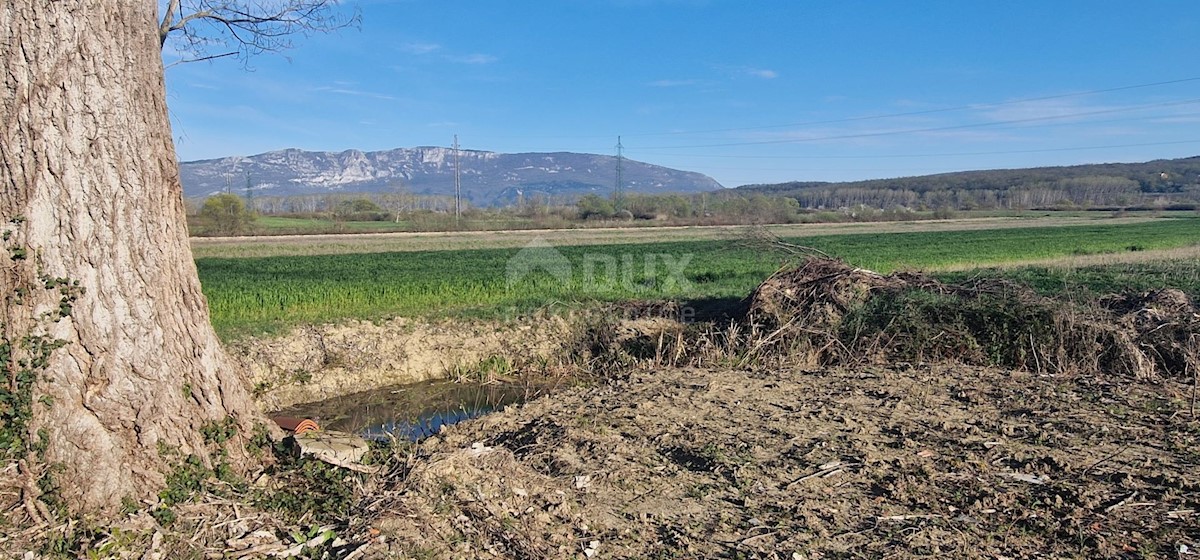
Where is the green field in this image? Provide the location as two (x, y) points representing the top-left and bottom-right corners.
(241, 216), (412, 234)
(248, 215), (544, 233)
(197, 217), (1200, 338)
(199, 214), (556, 236)
(938, 258), (1200, 302)
(192, 209), (1200, 238)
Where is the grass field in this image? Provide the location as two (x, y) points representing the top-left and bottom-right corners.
(938, 256), (1200, 301)
(255, 216), (411, 233)
(191, 209), (1199, 240)
(193, 214), (575, 237)
(246, 215), (554, 234)
(190, 214), (1170, 259)
(196, 217), (1200, 338)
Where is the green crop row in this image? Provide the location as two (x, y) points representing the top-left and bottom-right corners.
(937, 259), (1200, 303)
(196, 217), (1200, 338)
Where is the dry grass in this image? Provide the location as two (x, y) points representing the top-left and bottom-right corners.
(190, 215), (1157, 258)
(933, 244), (1200, 273)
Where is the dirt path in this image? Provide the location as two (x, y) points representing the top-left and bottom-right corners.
(372, 364), (1200, 558)
(190, 215), (1157, 258)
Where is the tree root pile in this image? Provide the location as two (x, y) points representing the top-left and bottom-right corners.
(741, 258), (1200, 380)
(1101, 288), (1200, 378)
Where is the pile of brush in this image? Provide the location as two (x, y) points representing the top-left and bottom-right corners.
(741, 257), (1199, 379)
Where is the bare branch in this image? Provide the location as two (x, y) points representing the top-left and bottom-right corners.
(164, 51), (237, 69)
(159, 0), (180, 46)
(167, 9), (217, 37)
(159, 0), (359, 65)
(737, 226), (832, 260)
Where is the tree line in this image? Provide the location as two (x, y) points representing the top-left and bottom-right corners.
(742, 157), (1200, 211)
(188, 155), (1200, 235)
(190, 189), (928, 236)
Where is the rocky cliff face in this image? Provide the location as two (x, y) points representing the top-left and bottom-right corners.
(180, 147), (723, 205)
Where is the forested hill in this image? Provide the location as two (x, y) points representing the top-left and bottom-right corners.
(738, 156), (1200, 210)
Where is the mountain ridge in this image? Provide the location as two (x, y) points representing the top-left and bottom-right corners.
(180, 146), (723, 206)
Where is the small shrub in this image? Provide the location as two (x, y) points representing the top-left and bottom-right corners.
(200, 416), (238, 445)
(840, 287), (1057, 369)
(159, 454), (209, 507)
(254, 456), (357, 523)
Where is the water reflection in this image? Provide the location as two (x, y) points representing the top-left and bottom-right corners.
(274, 380), (542, 441)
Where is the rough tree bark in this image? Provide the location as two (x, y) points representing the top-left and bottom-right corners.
(1, 1), (264, 513)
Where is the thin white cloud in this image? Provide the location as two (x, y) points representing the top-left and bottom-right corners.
(312, 85), (398, 101)
(976, 99), (1111, 123)
(400, 42), (442, 55)
(746, 68), (779, 79)
(891, 98), (935, 109)
(398, 40), (496, 64)
(445, 53), (499, 65)
(1150, 114), (1200, 124)
(648, 79), (701, 88)
(711, 64), (780, 80)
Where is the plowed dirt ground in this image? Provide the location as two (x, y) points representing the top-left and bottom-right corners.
(368, 363), (1200, 559)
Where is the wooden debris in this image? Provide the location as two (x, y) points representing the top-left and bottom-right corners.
(291, 431), (378, 473)
(1000, 472), (1049, 485)
(876, 514), (943, 522)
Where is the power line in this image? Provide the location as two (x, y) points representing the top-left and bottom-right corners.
(619, 75), (1200, 138)
(636, 138), (1200, 187)
(629, 97), (1200, 150)
(477, 97), (1200, 156)
(627, 138), (1200, 161)
(624, 138), (1200, 185)
(467, 75), (1200, 142)
(628, 108), (1200, 153)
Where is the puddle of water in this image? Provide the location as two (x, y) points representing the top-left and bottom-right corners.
(272, 379), (544, 441)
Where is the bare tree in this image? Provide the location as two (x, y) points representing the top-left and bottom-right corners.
(159, 0), (357, 64)
(379, 182), (412, 222)
(1, 0), (351, 516)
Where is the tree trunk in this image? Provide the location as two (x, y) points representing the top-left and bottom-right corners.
(1, 1), (265, 513)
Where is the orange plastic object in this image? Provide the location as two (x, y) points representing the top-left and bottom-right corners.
(272, 416), (320, 435)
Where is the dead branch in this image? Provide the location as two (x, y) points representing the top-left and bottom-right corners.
(159, 0), (360, 64)
(736, 226), (831, 260)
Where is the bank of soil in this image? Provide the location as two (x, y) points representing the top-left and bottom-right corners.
(230, 315), (573, 410)
(369, 363), (1200, 558)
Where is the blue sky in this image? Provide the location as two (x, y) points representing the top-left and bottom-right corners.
(163, 0), (1200, 187)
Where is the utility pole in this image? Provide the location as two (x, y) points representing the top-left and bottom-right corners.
(614, 135), (624, 208)
(453, 134), (461, 225)
(244, 172), (253, 211)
